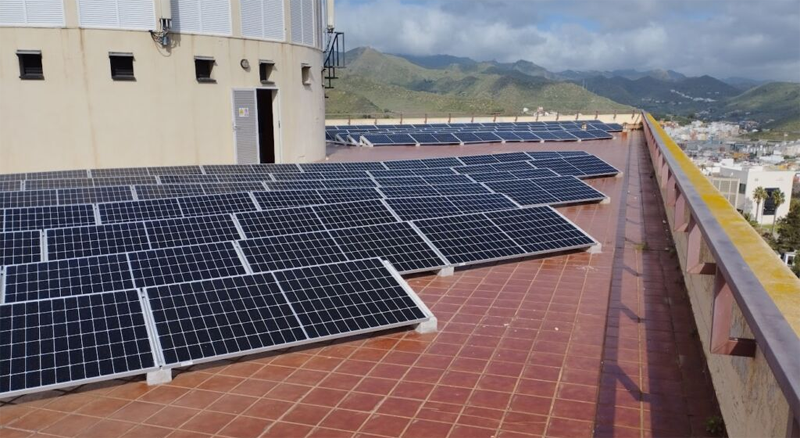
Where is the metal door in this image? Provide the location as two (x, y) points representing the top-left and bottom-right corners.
(232, 89), (259, 164)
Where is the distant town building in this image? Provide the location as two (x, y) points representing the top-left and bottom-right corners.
(718, 165), (794, 224)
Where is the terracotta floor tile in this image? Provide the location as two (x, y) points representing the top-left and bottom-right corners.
(308, 427), (354, 438)
(375, 397), (422, 417)
(551, 399), (595, 422)
(266, 383), (313, 402)
(545, 417), (592, 438)
(428, 385), (472, 405)
(320, 409), (370, 431)
(121, 424), (172, 438)
(173, 390), (223, 410)
(282, 404), (332, 426)
(391, 382), (435, 400)
(40, 414), (99, 437)
(259, 421), (313, 438)
(401, 419), (452, 438)
(109, 401), (163, 423)
(138, 386), (190, 405)
(354, 377), (397, 396)
(500, 412), (547, 435)
(449, 424), (496, 438)
(180, 410), (236, 435)
(216, 416), (272, 438)
(439, 371), (480, 389)
(80, 419), (137, 438)
(207, 394), (258, 414)
(243, 398), (294, 420)
(359, 414), (411, 437)
(76, 397), (131, 418)
(196, 375), (245, 393)
(339, 393), (384, 412)
(301, 387), (349, 408)
(143, 406), (199, 429)
(508, 395), (552, 416)
(468, 389), (512, 409)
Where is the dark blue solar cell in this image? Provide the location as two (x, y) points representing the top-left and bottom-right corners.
(474, 132), (502, 142)
(432, 134), (460, 144)
(362, 134), (394, 146)
(533, 131), (559, 141)
(410, 133), (439, 144)
(495, 132), (522, 141)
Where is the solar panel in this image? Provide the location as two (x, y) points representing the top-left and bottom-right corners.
(410, 168), (456, 176)
(201, 182), (268, 195)
(236, 206), (326, 238)
(147, 165), (204, 176)
(266, 180), (326, 191)
(432, 134), (460, 144)
(568, 130), (595, 140)
(253, 190), (323, 209)
(203, 164), (255, 174)
(510, 168), (560, 179)
(375, 176), (428, 187)
(410, 133), (438, 145)
(300, 162), (347, 173)
(57, 186), (134, 205)
(422, 157), (462, 168)
(385, 197), (459, 221)
(383, 160), (426, 170)
(526, 151), (562, 160)
(362, 134), (393, 146)
(587, 129), (613, 140)
(26, 179), (94, 191)
(239, 231), (348, 272)
(485, 207), (595, 253)
(145, 273), (305, 365)
(513, 131), (541, 141)
(558, 151), (589, 157)
(530, 159), (584, 176)
(273, 172), (325, 181)
(453, 132), (483, 144)
(383, 134), (415, 145)
(145, 215), (241, 249)
(0, 190), (59, 209)
(340, 162), (388, 172)
(449, 194), (518, 213)
(0, 181), (21, 192)
(421, 175), (473, 185)
(453, 164), (497, 175)
(483, 180), (560, 206)
(433, 183), (492, 196)
(490, 162), (533, 172)
(135, 184), (206, 200)
(3, 254), (134, 302)
(98, 198), (183, 224)
(0, 230), (41, 266)
(3, 205), (96, 232)
(605, 123), (624, 132)
(459, 155), (499, 165)
(321, 171), (371, 180)
(563, 155), (619, 177)
(379, 185), (440, 198)
(316, 188), (383, 203)
(533, 176), (606, 203)
(92, 176), (159, 187)
(413, 213), (525, 265)
(496, 132), (522, 142)
(551, 131), (578, 141)
(88, 168), (150, 178)
(46, 222), (150, 260)
(312, 200), (398, 229)
(467, 172), (517, 183)
(159, 175), (220, 184)
(25, 170), (88, 180)
(329, 222), (446, 274)
(492, 152), (531, 162)
(532, 131), (559, 141)
(321, 179), (377, 189)
(273, 258), (429, 338)
(0, 290), (157, 397)
(251, 163), (302, 173)
(128, 242), (247, 288)
(214, 174), (272, 183)
(474, 132), (502, 142)
(178, 192), (258, 217)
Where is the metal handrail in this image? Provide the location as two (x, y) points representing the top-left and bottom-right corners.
(642, 113), (800, 423)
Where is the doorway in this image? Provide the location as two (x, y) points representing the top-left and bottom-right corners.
(256, 89), (275, 163)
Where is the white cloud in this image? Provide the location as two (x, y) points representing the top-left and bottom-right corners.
(336, 0), (800, 81)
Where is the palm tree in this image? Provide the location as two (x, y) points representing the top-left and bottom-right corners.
(771, 189), (786, 237)
(753, 186), (768, 224)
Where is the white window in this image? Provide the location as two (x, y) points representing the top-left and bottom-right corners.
(240, 0), (284, 41)
(0, 0), (64, 27)
(171, 0), (231, 36)
(77, 0), (155, 30)
(290, 0), (316, 47)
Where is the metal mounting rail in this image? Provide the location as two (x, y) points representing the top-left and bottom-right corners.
(642, 112), (800, 432)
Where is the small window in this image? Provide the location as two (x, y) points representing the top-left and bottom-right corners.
(260, 60), (274, 83)
(301, 64), (311, 85)
(17, 51), (44, 80)
(195, 57), (216, 83)
(738, 183), (746, 194)
(109, 53), (135, 80)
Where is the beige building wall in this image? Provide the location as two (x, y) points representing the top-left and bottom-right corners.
(0, 0), (327, 174)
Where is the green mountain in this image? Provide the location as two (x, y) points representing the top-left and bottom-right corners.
(722, 82), (800, 126)
(326, 48), (632, 117)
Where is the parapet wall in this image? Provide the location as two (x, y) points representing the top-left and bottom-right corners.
(327, 113), (643, 127)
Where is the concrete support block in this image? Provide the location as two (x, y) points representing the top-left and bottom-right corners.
(415, 317), (438, 334)
(588, 243), (602, 254)
(601, 197), (611, 204)
(147, 369), (172, 386)
(437, 266), (454, 277)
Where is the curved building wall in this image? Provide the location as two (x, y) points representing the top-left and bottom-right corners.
(0, 0), (328, 173)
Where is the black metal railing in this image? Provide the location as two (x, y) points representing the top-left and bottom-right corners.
(323, 31), (345, 90)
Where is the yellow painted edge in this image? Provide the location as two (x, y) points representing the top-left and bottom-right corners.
(647, 114), (800, 335)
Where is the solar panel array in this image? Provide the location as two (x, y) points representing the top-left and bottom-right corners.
(326, 120), (622, 146)
(0, 151), (616, 397)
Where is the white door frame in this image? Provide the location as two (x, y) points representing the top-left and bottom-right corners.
(231, 85), (282, 164)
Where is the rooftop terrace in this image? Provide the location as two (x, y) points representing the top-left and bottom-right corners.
(1, 124), (797, 438)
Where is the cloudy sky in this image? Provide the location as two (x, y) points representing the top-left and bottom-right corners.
(335, 0), (800, 82)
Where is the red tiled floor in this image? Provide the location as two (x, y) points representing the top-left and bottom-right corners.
(0, 133), (721, 438)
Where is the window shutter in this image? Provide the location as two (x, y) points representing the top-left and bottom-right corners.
(301, 0), (313, 46)
(290, 0), (318, 47)
(171, 0), (201, 33)
(1, 0), (64, 27)
(78, 0), (154, 30)
(241, 0), (284, 41)
(290, 0), (302, 44)
(200, 0), (230, 35)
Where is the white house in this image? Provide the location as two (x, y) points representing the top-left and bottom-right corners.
(718, 165), (794, 224)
